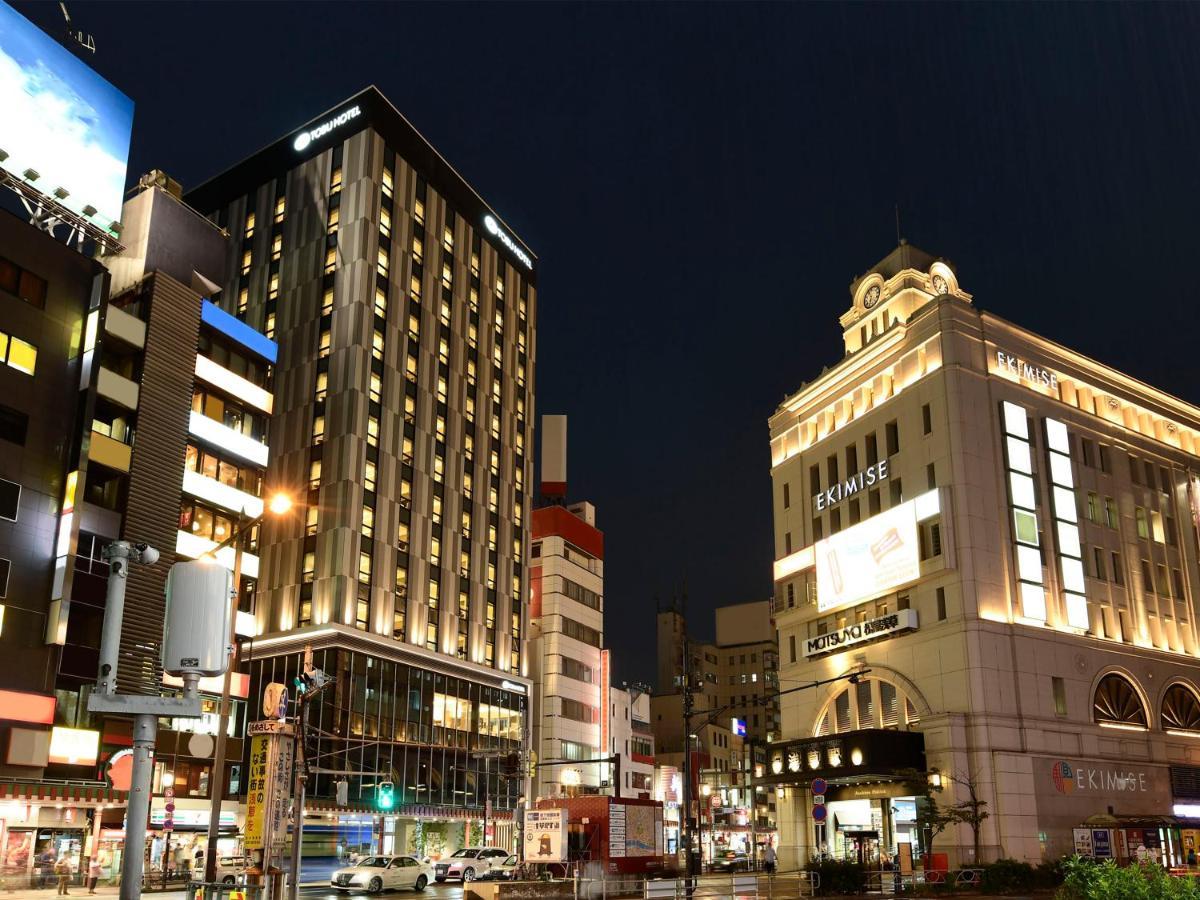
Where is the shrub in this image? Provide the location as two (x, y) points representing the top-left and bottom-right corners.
(804, 858), (867, 895)
(1057, 856), (1200, 900)
(981, 858), (1037, 894)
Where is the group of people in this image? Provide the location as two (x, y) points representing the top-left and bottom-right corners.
(35, 852), (105, 895)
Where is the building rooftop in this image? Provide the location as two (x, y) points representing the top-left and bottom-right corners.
(848, 240), (949, 297)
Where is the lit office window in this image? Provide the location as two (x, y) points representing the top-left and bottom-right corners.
(403, 395), (416, 424)
(470, 251), (480, 277)
(437, 376), (448, 403)
(435, 416), (446, 440)
(486, 601), (495, 627)
(488, 487), (498, 513)
(460, 551), (471, 579)
(463, 470), (473, 498)
(465, 395), (475, 422)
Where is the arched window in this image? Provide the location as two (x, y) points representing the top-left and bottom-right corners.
(1162, 684), (1200, 733)
(815, 677), (921, 736)
(1093, 673), (1147, 728)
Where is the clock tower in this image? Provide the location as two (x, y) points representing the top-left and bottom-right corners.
(838, 240), (970, 355)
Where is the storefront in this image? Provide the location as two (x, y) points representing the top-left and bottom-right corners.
(1031, 757), (1175, 862)
(0, 782), (127, 887)
(757, 728), (926, 864)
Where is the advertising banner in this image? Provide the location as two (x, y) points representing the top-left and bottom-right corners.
(243, 734), (270, 850)
(523, 809), (566, 863)
(815, 500), (920, 613)
(0, 3), (134, 233)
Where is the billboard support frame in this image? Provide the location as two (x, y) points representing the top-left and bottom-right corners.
(1, 170), (124, 254)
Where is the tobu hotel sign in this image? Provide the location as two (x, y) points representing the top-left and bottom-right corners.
(815, 460), (889, 512)
(804, 609), (919, 657)
(293, 105), (363, 151)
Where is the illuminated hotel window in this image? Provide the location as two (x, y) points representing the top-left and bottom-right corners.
(399, 478), (411, 508)
(271, 234), (282, 261)
(439, 300), (451, 327)
(362, 460), (375, 491)
(381, 167), (393, 198)
(324, 247), (336, 274)
(361, 506), (374, 538)
(244, 212), (255, 237)
(367, 415), (379, 448)
(301, 551), (315, 583)
(374, 287), (387, 318)
(309, 459), (322, 490)
(393, 595), (406, 641)
(358, 551), (372, 585)
(413, 197), (425, 225)
(241, 250), (252, 275)
(379, 206), (391, 237)
(410, 274), (423, 303)
(311, 415), (325, 443)
(268, 273), (279, 300)
(372, 330), (385, 363)
(273, 196), (286, 223)
(411, 235), (424, 265)
(237, 287), (248, 313)
(401, 436), (413, 465)
(322, 287), (334, 315)
(460, 550), (470, 579)
(305, 505), (319, 536)
(441, 262), (452, 291)
(264, 312), (275, 339)
(327, 206), (340, 236)
(318, 329), (331, 359)
(369, 374), (382, 403)
(329, 166), (342, 194)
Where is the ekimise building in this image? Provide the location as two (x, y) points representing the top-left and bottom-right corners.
(766, 243), (1200, 868)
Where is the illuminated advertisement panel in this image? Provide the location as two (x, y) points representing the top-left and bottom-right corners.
(0, 2), (134, 234)
(815, 499), (920, 613)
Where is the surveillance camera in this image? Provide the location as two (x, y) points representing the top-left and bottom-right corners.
(137, 545), (160, 566)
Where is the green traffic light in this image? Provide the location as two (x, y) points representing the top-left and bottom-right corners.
(378, 782), (395, 809)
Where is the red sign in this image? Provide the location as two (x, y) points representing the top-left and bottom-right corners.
(0, 690), (56, 725)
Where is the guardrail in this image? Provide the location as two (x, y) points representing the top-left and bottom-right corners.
(862, 868), (984, 892)
(636, 871), (819, 899)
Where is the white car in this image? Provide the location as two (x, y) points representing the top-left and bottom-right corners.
(330, 855), (434, 893)
(215, 855), (252, 885)
(433, 847), (510, 882)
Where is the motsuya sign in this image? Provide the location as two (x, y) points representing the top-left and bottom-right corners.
(804, 609), (919, 658)
(483, 214), (533, 270)
(995, 349), (1059, 391)
(293, 105), (363, 152)
(814, 459), (890, 512)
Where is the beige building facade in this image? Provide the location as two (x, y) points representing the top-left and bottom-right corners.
(766, 243), (1200, 869)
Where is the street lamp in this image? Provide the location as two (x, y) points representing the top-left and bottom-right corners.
(203, 493), (294, 883)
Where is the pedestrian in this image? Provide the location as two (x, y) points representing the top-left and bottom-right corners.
(54, 855), (71, 895)
(86, 857), (101, 894)
(764, 842), (777, 876)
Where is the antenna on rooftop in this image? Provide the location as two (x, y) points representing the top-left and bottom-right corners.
(894, 203), (902, 246)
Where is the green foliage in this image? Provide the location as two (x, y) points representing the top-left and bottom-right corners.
(469, 821), (483, 846)
(804, 859), (866, 894)
(980, 858), (1037, 894)
(1057, 856), (1200, 900)
(407, 820), (425, 858)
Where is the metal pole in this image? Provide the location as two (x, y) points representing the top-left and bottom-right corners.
(288, 693), (307, 900)
(96, 542), (131, 695)
(120, 714), (156, 900)
(205, 511), (245, 882)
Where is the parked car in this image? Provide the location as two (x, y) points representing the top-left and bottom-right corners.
(433, 847), (510, 882)
(477, 854), (521, 881)
(330, 855), (433, 893)
(215, 855), (252, 885)
(709, 850), (750, 873)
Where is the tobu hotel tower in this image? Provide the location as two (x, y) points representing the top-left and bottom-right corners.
(765, 242), (1200, 869)
(185, 88), (536, 853)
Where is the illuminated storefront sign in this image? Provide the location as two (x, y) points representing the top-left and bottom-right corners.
(0, 690), (56, 725)
(48, 727), (99, 765)
(292, 105), (362, 152)
(483, 215), (533, 270)
(814, 459), (889, 512)
(803, 609), (919, 657)
(815, 499), (921, 613)
(994, 349), (1059, 391)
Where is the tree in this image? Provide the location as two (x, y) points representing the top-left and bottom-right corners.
(903, 767), (990, 864)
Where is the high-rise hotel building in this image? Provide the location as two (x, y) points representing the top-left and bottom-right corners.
(765, 243), (1200, 869)
(184, 88), (535, 852)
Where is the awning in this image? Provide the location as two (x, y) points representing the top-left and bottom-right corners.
(302, 801), (513, 822)
(0, 782), (127, 804)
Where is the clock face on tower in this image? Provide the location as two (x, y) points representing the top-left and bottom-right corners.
(863, 285), (881, 309)
(932, 274), (948, 295)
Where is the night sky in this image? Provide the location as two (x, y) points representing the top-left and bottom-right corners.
(14, 1), (1200, 686)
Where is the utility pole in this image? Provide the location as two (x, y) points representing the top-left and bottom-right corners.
(288, 646), (331, 900)
(681, 631), (696, 881)
(88, 545), (224, 900)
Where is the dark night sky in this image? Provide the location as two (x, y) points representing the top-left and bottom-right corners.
(14, 1), (1200, 685)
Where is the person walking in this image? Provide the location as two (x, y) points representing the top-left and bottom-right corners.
(53, 855), (71, 895)
(86, 856), (101, 895)
(764, 842), (777, 876)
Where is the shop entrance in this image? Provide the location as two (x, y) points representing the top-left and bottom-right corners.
(822, 794), (922, 863)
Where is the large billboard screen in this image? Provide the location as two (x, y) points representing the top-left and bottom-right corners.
(0, 2), (134, 234)
(815, 499), (920, 613)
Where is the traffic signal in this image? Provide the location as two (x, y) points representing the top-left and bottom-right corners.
(377, 780), (395, 810)
(336, 779), (349, 806)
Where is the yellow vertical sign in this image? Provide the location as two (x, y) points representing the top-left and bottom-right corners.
(243, 734), (270, 850)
